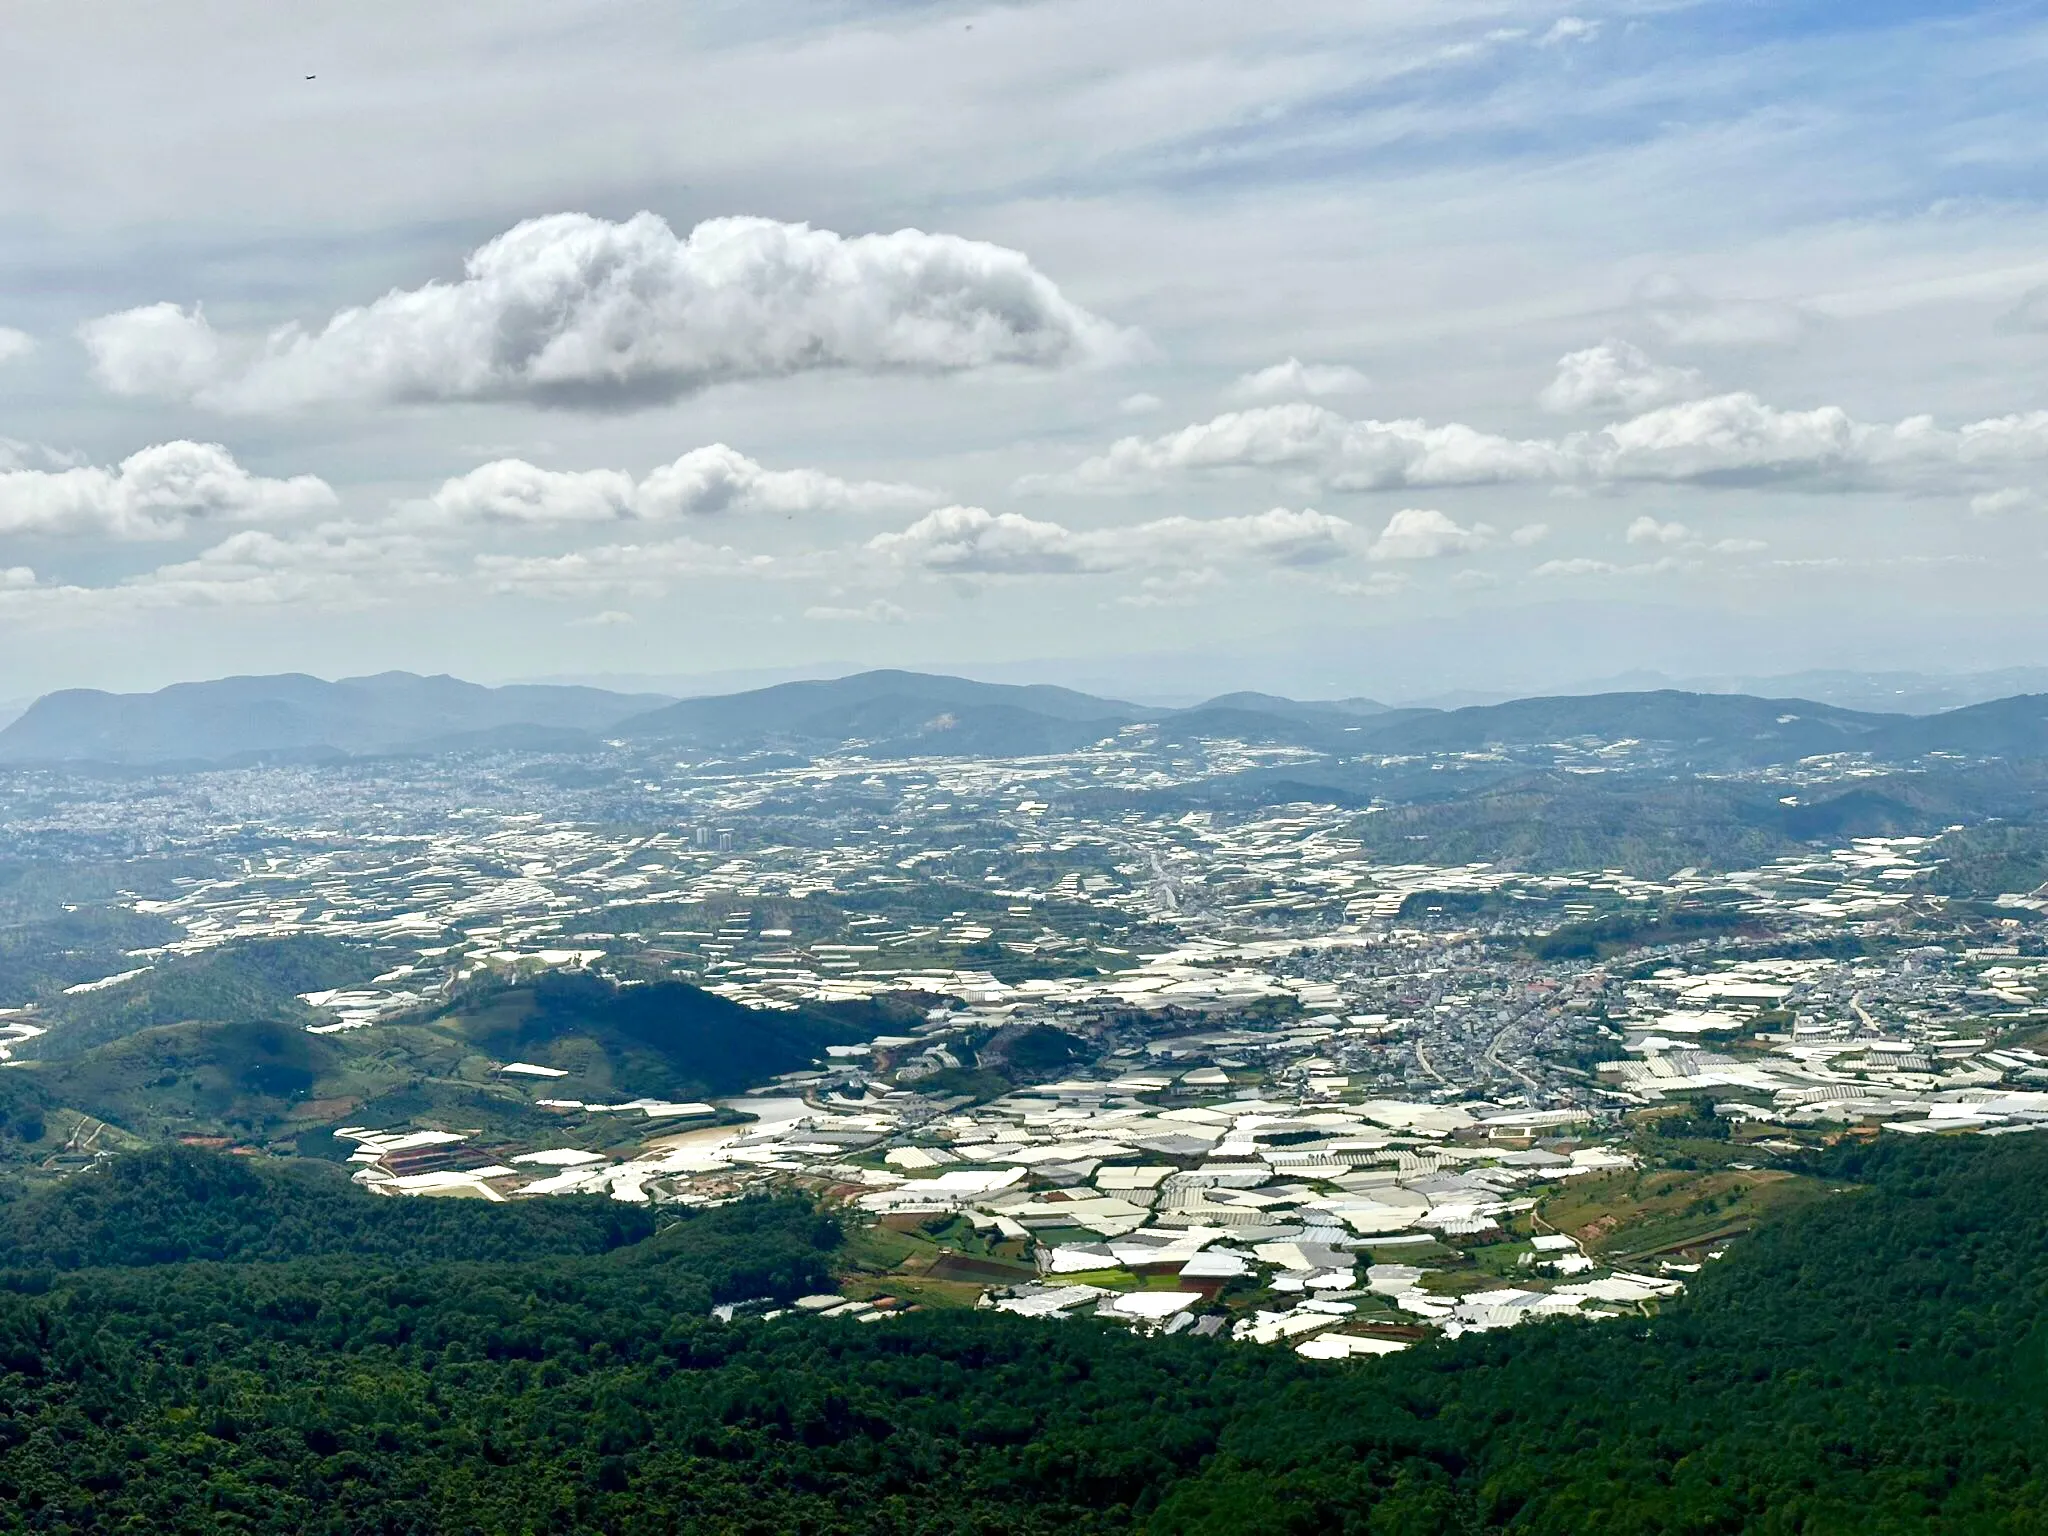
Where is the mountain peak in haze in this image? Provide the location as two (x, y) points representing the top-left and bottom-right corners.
(0, 672), (674, 766)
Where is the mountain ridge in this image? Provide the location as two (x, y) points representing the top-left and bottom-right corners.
(0, 672), (675, 765)
(9, 667), (2048, 769)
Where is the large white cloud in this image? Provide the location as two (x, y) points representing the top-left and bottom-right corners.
(1053, 389), (2048, 496)
(0, 441), (335, 539)
(419, 444), (936, 526)
(78, 213), (1130, 412)
(1540, 341), (1703, 414)
(868, 503), (1356, 576)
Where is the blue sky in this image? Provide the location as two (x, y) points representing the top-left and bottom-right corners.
(0, 0), (2045, 701)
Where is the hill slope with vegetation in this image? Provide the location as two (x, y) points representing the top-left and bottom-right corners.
(0, 1136), (2043, 1531)
(0, 966), (886, 1162)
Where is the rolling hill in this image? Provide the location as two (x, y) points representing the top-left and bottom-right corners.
(1867, 692), (2048, 759)
(438, 971), (876, 1101)
(613, 669), (1146, 752)
(1350, 689), (1895, 762)
(0, 963), (900, 1157)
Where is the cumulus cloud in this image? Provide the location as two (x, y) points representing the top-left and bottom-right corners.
(1533, 557), (1619, 577)
(1532, 555), (1684, 579)
(1045, 403), (1568, 494)
(1540, 341), (1704, 414)
(0, 566), (36, 590)
(0, 441), (335, 539)
(0, 524), (441, 620)
(1365, 508), (1493, 561)
(1051, 389), (2048, 497)
(77, 303), (222, 397)
(871, 506), (1093, 574)
(869, 504), (1356, 576)
(79, 213), (1129, 413)
(123, 525), (442, 609)
(1621, 517), (1764, 555)
(1228, 358), (1371, 402)
(1626, 515), (1692, 545)
(806, 598), (908, 623)
(1971, 486), (2038, 515)
(418, 444), (936, 526)
(0, 328), (35, 366)
(1509, 522), (1550, 546)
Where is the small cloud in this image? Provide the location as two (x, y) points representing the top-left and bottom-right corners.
(569, 610), (635, 627)
(1323, 570), (1410, 598)
(1711, 537), (1767, 554)
(1540, 341), (1704, 415)
(1119, 392), (1165, 415)
(1533, 554), (1684, 579)
(805, 598), (908, 623)
(871, 503), (1354, 577)
(0, 328), (35, 366)
(1450, 568), (1500, 589)
(1626, 515), (1691, 546)
(1116, 569), (1223, 608)
(1366, 508), (1493, 561)
(1228, 358), (1370, 403)
(0, 566), (37, 590)
(1972, 487), (2038, 516)
(1539, 16), (1599, 46)
(1509, 521), (1551, 547)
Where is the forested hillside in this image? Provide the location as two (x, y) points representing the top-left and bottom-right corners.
(0, 1136), (2044, 1531)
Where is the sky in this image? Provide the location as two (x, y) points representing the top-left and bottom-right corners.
(2, 0), (2048, 704)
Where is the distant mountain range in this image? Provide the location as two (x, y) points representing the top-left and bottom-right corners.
(0, 673), (674, 766)
(3, 667), (2047, 769)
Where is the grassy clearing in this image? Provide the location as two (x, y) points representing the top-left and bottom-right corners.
(1538, 1164), (1836, 1262)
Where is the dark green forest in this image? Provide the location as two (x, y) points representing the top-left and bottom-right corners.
(0, 1135), (2045, 1532)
